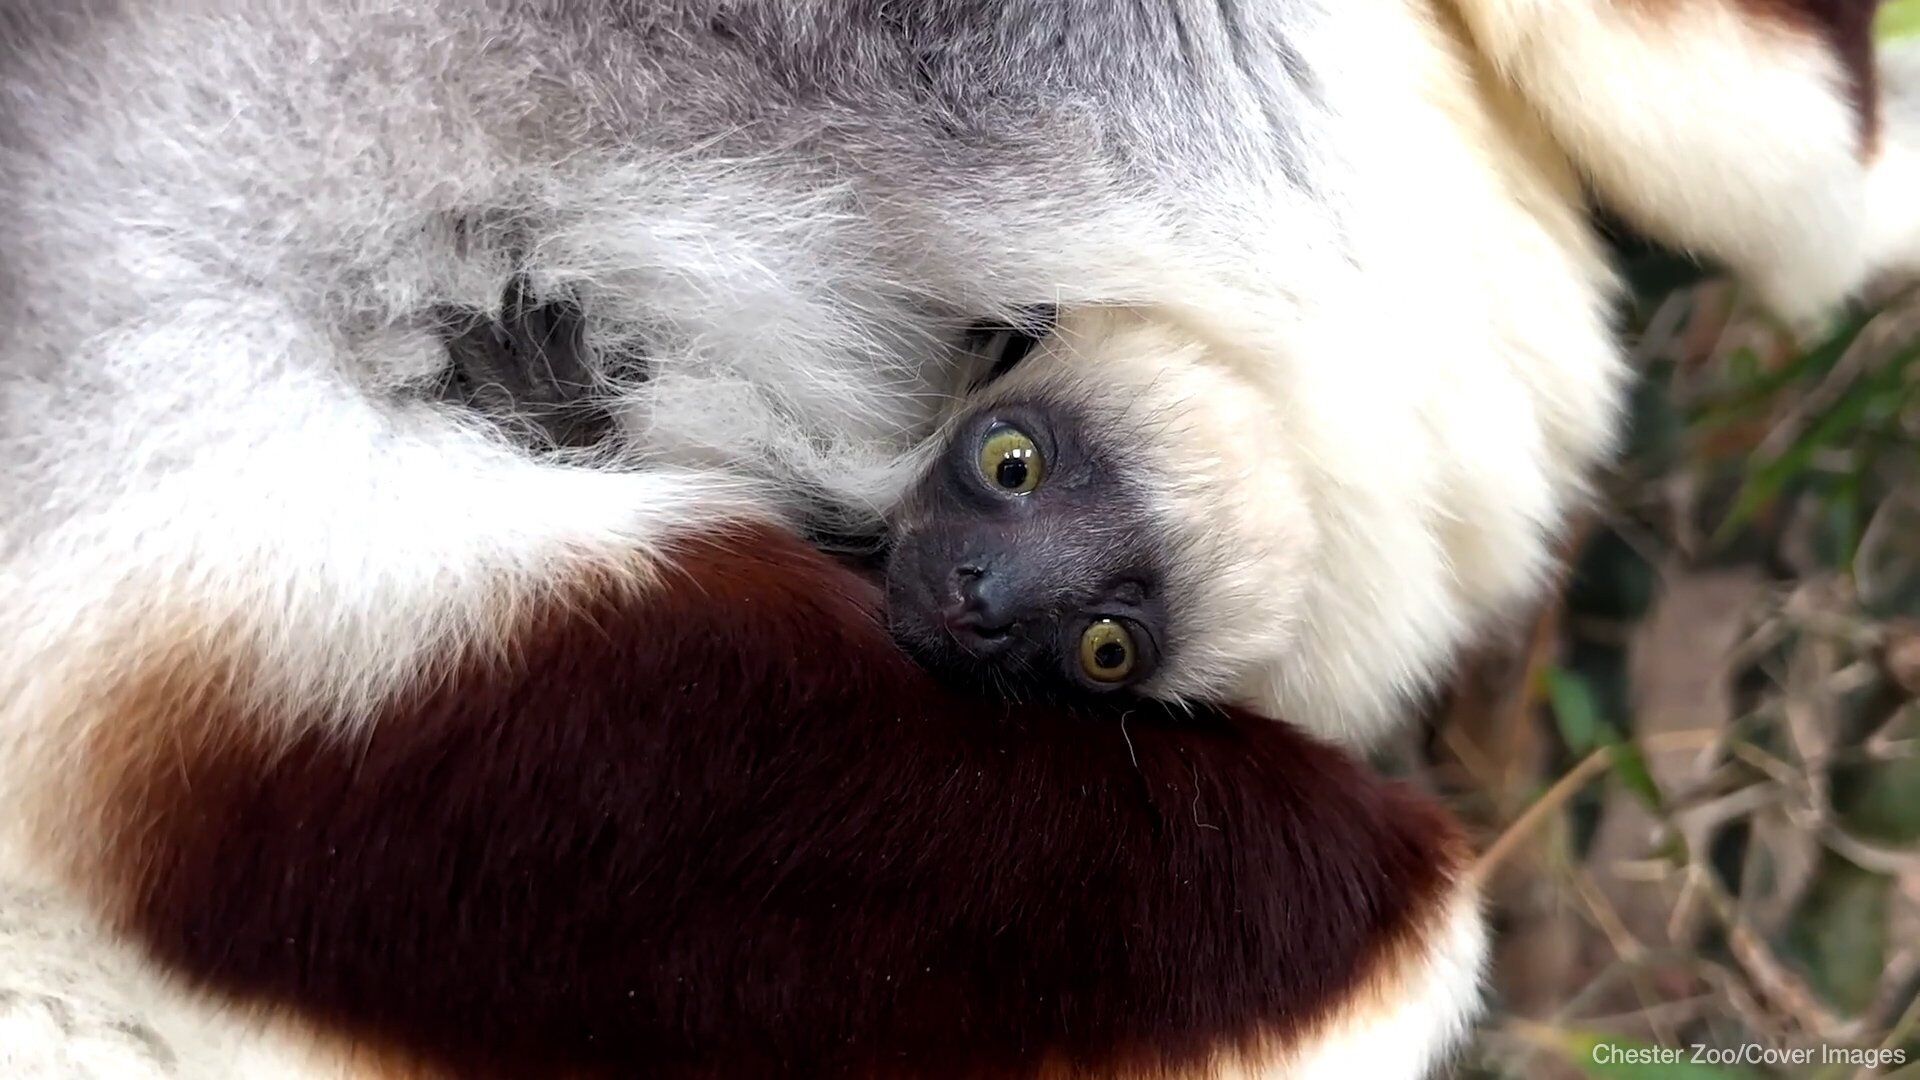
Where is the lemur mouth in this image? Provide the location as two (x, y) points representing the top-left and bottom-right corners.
(942, 611), (1018, 651)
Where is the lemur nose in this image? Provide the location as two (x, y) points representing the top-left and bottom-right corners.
(944, 564), (1018, 641)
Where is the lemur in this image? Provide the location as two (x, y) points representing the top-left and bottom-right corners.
(3, 0), (1915, 1076)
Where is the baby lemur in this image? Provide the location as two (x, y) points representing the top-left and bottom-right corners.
(443, 289), (1213, 710)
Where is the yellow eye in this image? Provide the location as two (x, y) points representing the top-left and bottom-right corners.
(1079, 619), (1136, 683)
(978, 425), (1044, 494)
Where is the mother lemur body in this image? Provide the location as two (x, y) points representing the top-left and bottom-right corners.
(3, 0), (1910, 1076)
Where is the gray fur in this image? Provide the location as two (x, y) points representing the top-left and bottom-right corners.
(0, 0), (1330, 539)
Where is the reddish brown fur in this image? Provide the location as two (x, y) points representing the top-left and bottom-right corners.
(91, 524), (1466, 1078)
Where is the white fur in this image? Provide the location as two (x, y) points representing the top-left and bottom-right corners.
(1281, 881), (1489, 1080)
(1447, 0), (1875, 317)
(1869, 41), (1920, 278)
(0, 299), (767, 858)
(0, 873), (346, 1080)
(1009, 0), (1920, 740)
(973, 1), (1624, 744)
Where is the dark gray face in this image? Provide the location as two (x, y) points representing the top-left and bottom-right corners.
(885, 397), (1171, 700)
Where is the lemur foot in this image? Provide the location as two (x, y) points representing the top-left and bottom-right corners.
(440, 276), (626, 451)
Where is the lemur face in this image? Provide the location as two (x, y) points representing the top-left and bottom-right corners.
(884, 395), (1176, 699)
(886, 307), (1317, 713)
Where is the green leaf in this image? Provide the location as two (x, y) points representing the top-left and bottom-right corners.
(1833, 753), (1920, 844)
(1547, 1030), (1764, 1080)
(1779, 853), (1890, 1014)
(1714, 340), (1920, 543)
(1694, 311), (1867, 430)
(1545, 666), (1603, 753)
(1818, 466), (1866, 572)
(1605, 737), (1665, 812)
(1543, 666), (1665, 810)
(1716, 396), (1861, 540)
(1880, 0), (1920, 41)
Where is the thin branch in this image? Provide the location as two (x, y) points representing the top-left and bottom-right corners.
(1474, 747), (1615, 880)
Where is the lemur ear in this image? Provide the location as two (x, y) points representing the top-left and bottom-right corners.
(1451, 0), (1920, 318)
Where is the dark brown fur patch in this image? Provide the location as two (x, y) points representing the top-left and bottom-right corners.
(93, 524), (1466, 1078)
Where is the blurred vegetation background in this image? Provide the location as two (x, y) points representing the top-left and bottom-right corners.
(1417, 16), (1920, 1074)
(1409, 237), (1920, 1076)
